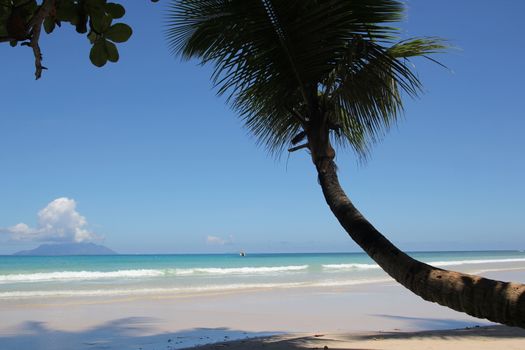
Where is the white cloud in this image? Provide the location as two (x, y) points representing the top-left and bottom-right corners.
(6, 223), (34, 235)
(206, 235), (234, 246)
(1, 198), (97, 243)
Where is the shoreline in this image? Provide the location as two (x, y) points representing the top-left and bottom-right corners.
(2, 261), (524, 302)
(0, 265), (524, 349)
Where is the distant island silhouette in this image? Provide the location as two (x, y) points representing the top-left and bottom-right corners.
(14, 243), (116, 256)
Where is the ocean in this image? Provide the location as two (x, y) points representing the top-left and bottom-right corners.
(1, 251), (525, 300)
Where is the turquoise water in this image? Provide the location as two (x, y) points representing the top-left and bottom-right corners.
(1, 251), (524, 299)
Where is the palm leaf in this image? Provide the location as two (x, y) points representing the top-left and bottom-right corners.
(166, 0), (447, 157)
(321, 37), (447, 156)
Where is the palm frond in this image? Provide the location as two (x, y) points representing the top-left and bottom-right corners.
(320, 36), (447, 156)
(166, 0), (447, 157)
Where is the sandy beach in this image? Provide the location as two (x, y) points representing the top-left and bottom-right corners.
(1, 266), (524, 349)
(190, 326), (525, 350)
(2, 0), (524, 349)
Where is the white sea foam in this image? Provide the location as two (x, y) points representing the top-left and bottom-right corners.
(0, 269), (164, 283)
(0, 283), (298, 299)
(310, 278), (392, 287)
(0, 265), (309, 283)
(169, 265), (309, 275)
(322, 258), (525, 271)
(0, 278), (393, 300)
(428, 258), (525, 267)
(2, 258), (524, 284)
(322, 263), (381, 270)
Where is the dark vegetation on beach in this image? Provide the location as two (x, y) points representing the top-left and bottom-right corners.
(2, 0), (524, 328)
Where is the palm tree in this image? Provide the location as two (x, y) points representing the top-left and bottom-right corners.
(166, 0), (525, 327)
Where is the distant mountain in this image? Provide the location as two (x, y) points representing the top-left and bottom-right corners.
(14, 242), (117, 256)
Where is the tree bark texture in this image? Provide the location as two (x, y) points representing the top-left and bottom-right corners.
(314, 154), (525, 328)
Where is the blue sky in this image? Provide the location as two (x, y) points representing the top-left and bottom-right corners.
(1, 1), (524, 254)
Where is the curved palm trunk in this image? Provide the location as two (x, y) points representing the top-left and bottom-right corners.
(314, 157), (525, 328)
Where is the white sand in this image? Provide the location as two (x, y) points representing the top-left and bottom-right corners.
(0, 268), (524, 349)
(191, 326), (525, 350)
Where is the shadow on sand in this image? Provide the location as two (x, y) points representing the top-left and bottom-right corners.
(2, 316), (525, 350)
(0, 317), (281, 350)
(177, 324), (525, 350)
(369, 314), (491, 330)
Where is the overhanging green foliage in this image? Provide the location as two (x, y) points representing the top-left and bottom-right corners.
(0, 0), (156, 78)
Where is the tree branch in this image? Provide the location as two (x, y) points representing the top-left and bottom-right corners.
(27, 0), (56, 79)
(291, 131), (306, 145)
(288, 143), (309, 153)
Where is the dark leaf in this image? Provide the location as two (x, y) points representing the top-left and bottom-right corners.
(105, 23), (132, 43)
(56, 1), (77, 22)
(87, 31), (98, 44)
(90, 40), (108, 67)
(105, 39), (119, 62)
(105, 3), (125, 19)
(43, 16), (55, 34)
(91, 12), (112, 33)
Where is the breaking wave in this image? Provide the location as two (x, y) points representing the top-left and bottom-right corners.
(0, 265), (309, 283)
(429, 258), (525, 267)
(322, 263), (381, 270)
(322, 258), (525, 271)
(0, 278), (392, 300)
